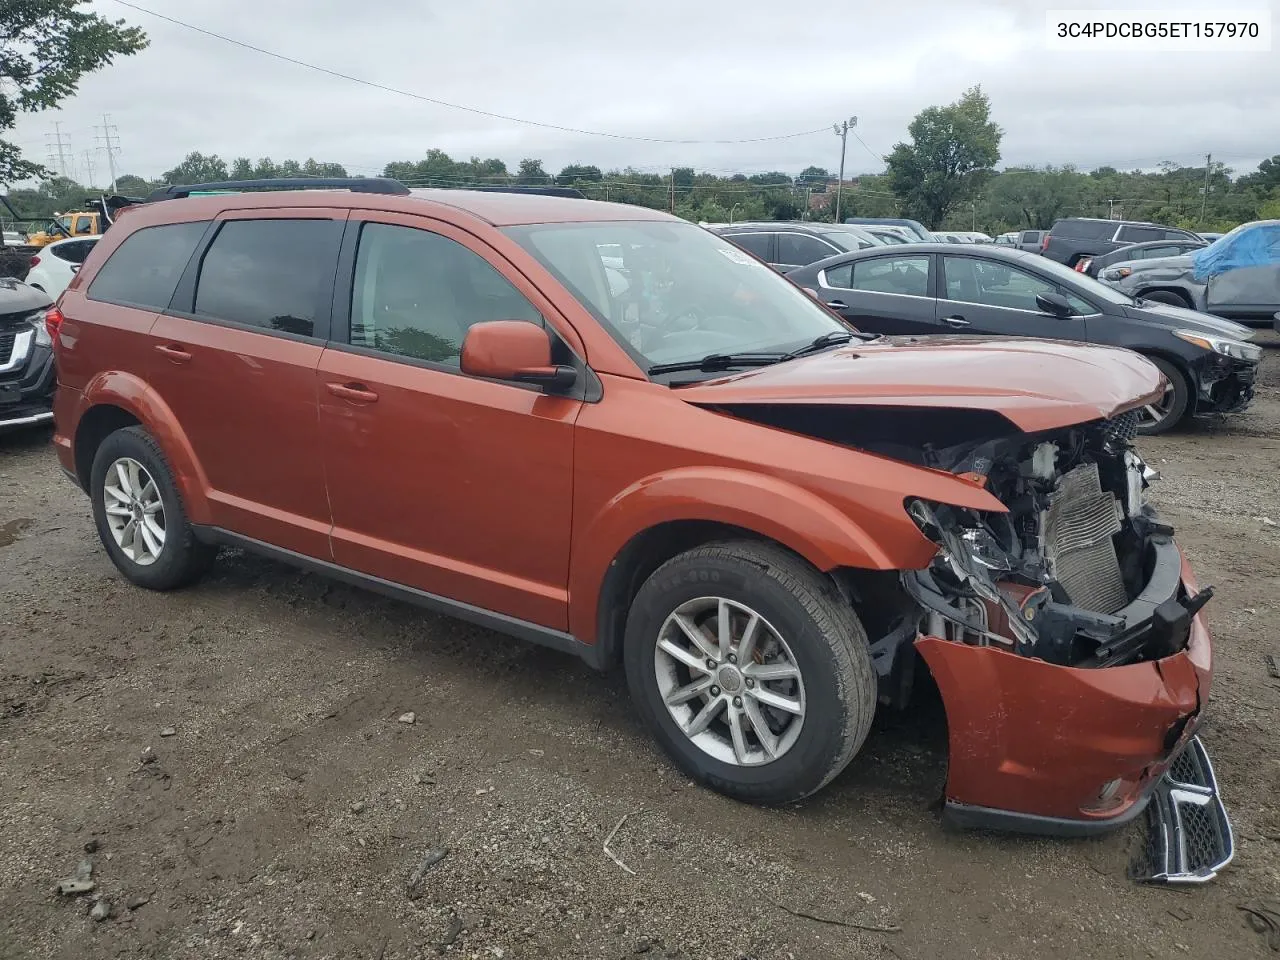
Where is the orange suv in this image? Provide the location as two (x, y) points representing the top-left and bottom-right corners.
(49, 179), (1231, 881)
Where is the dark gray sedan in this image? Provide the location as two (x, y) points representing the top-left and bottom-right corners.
(786, 243), (1261, 435)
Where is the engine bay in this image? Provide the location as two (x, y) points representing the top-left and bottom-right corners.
(901, 410), (1213, 668)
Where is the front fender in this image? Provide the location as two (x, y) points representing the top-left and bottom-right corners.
(567, 466), (925, 643)
(78, 371), (212, 523)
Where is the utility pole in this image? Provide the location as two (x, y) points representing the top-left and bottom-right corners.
(832, 116), (857, 223)
(95, 114), (121, 192)
(668, 168), (675, 214)
(1200, 153), (1212, 226)
(46, 122), (71, 178)
(82, 151), (97, 188)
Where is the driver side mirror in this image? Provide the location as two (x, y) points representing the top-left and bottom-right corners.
(460, 321), (578, 391)
(1035, 292), (1074, 318)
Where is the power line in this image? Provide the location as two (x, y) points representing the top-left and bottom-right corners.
(107, 0), (831, 146)
(851, 129), (884, 166)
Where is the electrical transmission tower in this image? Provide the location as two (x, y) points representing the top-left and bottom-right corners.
(95, 115), (121, 192)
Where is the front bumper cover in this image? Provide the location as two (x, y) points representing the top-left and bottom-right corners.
(913, 545), (1229, 858)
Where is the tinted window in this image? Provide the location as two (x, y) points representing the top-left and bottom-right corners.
(1018, 231), (1042, 244)
(1117, 225), (1163, 243)
(1162, 229), (1195, 241)
(846, 256), (931, 296)
(943, 256), (1060, 312)
(777, 232), (839, 265)
(52, 239), (97, 264)
(350, 222), (541, 367)
(87, 221), (208, 310)
(194, 219), (339, 338)
(1052, 220), (1114, 240)
(1138, 245), (1182, 259)
(723, 232), (772, 260)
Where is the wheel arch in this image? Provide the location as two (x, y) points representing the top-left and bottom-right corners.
(571, 467), (920, 669)
(75, 372), (212, 522)
(1132, 285), (1194, 308)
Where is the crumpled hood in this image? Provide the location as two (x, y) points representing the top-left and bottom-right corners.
(676, 336), (1165, 433)
(0, 278), (53, 323)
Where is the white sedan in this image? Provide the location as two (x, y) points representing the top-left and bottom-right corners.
(26, 234), (100, 298)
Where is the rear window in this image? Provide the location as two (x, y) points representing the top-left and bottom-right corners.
(1051, 220), (1115, 240)
(87, 221), (209, 310)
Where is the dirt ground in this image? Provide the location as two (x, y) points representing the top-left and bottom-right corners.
(2, 336), (1279, 960)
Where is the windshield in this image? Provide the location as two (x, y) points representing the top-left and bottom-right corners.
(504, 220), (848, 369)
(1029, 253), (1136, 305)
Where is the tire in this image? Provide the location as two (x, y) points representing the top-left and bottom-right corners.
(623, 541), (877, 805)
(89, 425), (216, 590)
(1139, 289), (1191, 308)
(1136, 356), (1190, 436)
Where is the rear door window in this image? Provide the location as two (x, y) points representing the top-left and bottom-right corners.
(52, 239), (97, 264)
(193, 219), (343, 338)
(1052, 220), (1114, 240)
(87, 221), (209, 310)
(722, 232), (772, 260)
(843, 255), (931, 296)
(776, 232), (839, 266)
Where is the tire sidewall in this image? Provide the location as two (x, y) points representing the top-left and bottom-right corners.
(89, 428), (194, 589)
(623, 554), (852, 799)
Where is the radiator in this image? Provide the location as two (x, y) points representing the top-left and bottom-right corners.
(1042, 462), (1128, 614)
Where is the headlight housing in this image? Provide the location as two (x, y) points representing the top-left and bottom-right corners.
(1173, 329), (1262, 362)
(1103, 266), (1132, 281)
(30, 309), (51, 348)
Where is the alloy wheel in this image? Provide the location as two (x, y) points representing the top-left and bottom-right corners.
(102, 457), (166, 566)
(653, 596), (806, 766)
(1137, 380), (1177, 429)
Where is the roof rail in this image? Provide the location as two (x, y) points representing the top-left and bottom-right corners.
(461, 185), (588, 199)
(146, 177), (410, 202)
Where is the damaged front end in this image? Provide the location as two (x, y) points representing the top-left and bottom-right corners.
(896, 410), (1233, 882)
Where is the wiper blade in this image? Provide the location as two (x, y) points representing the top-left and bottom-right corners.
(780, 329), (858, 361)
(647, 353), (784, 376)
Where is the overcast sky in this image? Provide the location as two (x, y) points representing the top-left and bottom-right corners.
(9, 0), (1280, 187)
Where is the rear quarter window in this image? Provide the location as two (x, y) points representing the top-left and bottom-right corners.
(87, 221), (209, 310)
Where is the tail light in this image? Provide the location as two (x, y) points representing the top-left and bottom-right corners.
(1041, 233), (1050, 251)
(1075, 259), (1090, 273)
(29, 254), (40, 267)
(44, 305), (65, 347)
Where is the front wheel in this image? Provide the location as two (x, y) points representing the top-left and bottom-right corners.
(623, 541), (877, 805)
(1136, 356), (1191, 436)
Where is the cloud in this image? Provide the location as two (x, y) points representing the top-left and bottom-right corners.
(9, 0), (1279, 185)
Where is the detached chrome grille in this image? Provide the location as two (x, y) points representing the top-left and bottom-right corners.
(1043, 462), (1128, 613)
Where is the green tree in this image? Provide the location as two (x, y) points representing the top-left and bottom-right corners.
(161, 151), (229, 185)
(886, 86), (1002, 228)
(515, 158), (550, 185)
(113, 173), (151, 196)
(797, 165), (830, 185)
(556, 164), (602, 183)
(1238, 155), (1280, 193)
(984, 166), (1087, 229)
(0, 0), (147, 184)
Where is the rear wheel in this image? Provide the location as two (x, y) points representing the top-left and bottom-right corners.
(1139, 289), (1191, 308)
(89, 426), (216, 590)
(623, 541), (876, 805)
(1136, 356), (1190, 436)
